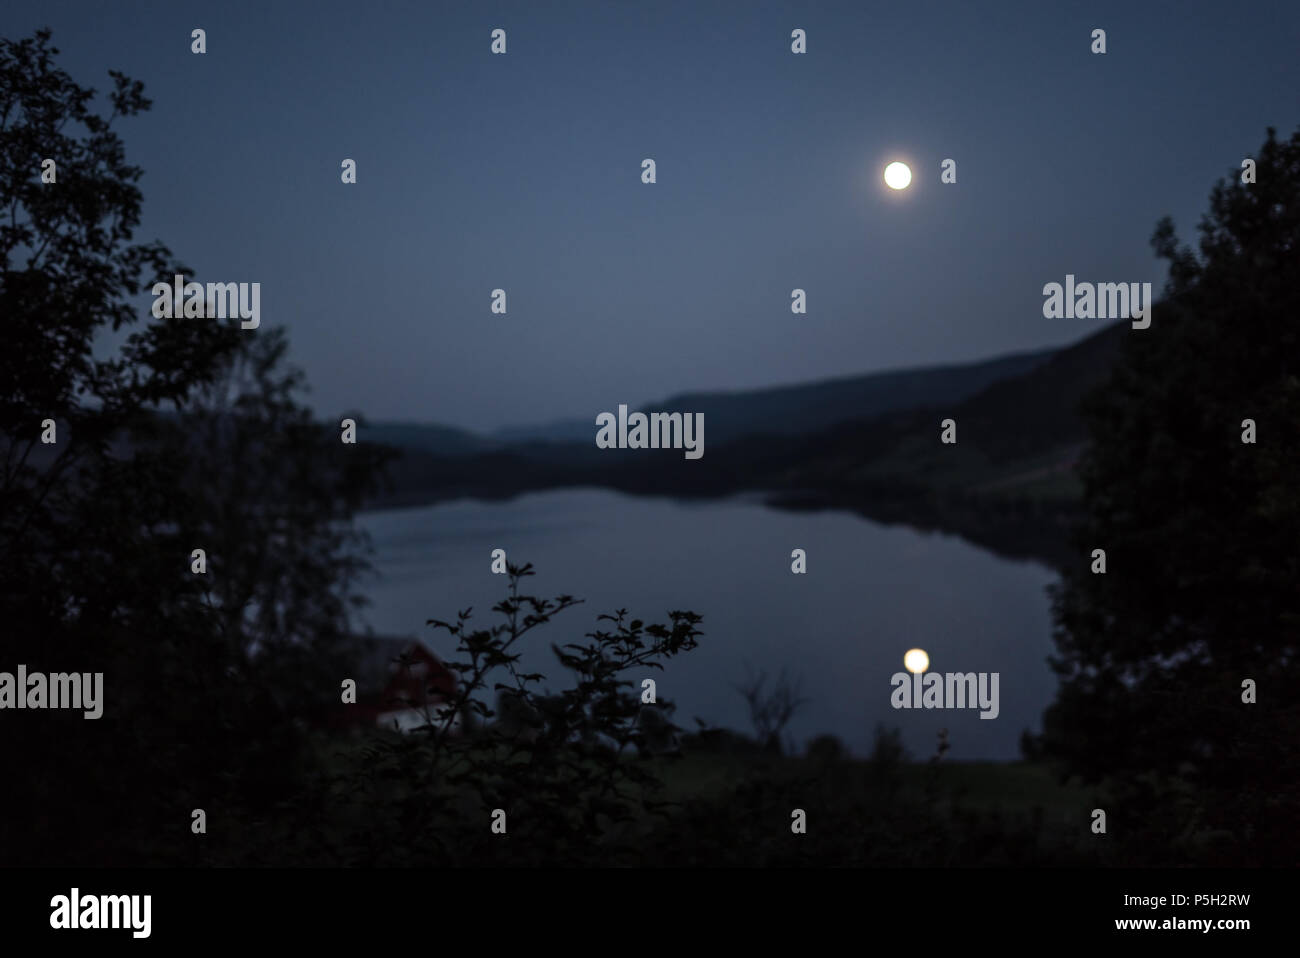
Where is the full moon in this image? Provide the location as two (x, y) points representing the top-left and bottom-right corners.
(884, 161), (912, 190)
(903, 648), (929, 674)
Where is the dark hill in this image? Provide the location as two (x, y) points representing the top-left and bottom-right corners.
(492, 347), (1054, 447)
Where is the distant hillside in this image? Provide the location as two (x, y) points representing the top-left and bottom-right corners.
(492, 347), (1054, 446)
(365, 421), (495, 458)
(745, 320), (1129, 566)
(770, 320), (1128, 494)
(554, 320), (1125, 566)
(366, 323), (1129, 568)
(493, 418), (594, 444)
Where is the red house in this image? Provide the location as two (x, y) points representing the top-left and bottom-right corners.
(320, 637), (459, 733)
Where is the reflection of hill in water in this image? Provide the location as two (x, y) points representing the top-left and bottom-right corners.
(370, 323), (1126, 571)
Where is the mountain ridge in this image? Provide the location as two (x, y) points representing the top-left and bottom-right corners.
(490, 346), (1056, 446)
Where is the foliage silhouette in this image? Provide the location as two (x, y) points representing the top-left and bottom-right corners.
(0, 29), (389, 866)
(733, 664), (808, 754)
(289, 562), (704, 866)
(1040, 126), (1300, 866)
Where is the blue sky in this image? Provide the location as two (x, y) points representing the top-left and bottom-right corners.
(13, 0), (1300, 430)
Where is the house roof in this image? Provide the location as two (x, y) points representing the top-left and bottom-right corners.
(312, 635), (457, 729)
(376, 641), (456, 707)
(355, 636), (453, 690)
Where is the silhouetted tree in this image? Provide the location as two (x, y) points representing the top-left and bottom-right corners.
(1041, 127), (1300, 865)
(733, 664), (808, 754)
(0, 29), (388, 865)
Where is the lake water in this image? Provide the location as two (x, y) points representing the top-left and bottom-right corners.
(355, 489), (1060, 761)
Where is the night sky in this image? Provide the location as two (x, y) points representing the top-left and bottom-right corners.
(12, 0), (1300, 430)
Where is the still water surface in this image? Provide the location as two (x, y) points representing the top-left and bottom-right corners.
(356, 489), (1059, 760)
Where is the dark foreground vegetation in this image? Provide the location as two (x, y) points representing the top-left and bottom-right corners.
(185, 563), (1108, 868)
